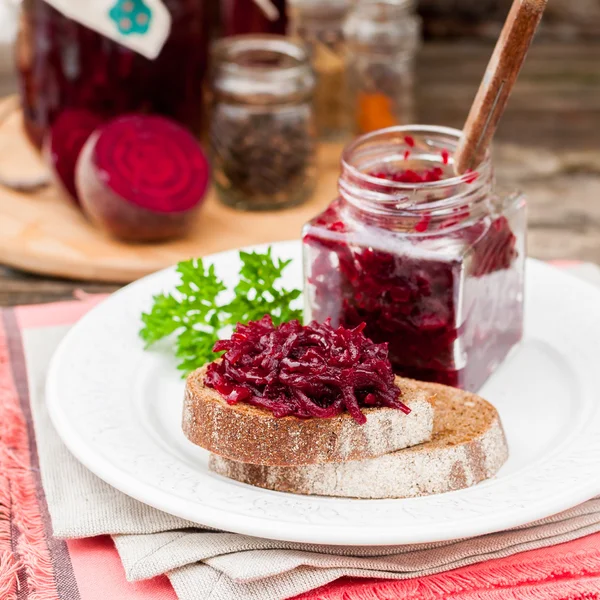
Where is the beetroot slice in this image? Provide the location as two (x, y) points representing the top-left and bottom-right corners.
(47, 110), (103, 203)
(92, 115), (209, 212)
(76, 115), (210, 242)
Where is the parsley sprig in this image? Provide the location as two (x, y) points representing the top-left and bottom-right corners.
(139, 248), (302, 375)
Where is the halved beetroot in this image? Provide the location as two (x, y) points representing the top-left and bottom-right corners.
(46, 109), (103, 204)
(76, 115), (210, 242)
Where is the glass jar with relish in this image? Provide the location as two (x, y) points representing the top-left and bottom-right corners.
(344, 0), (421, 135)
(16, 0), (211, 147)
(302, 126), (526, 391)
(210, 35), (317, 211)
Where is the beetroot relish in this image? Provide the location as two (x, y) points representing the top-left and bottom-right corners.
(204, 315), (410, 425)
(303, 165), (524, 391)
(370, 167), (444, 184)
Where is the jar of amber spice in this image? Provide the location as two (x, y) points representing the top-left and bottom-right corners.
(288, 0), (351, 141)
(344, 0), (421, 135)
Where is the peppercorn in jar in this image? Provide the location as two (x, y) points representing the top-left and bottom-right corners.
(209, 35), (318, 211)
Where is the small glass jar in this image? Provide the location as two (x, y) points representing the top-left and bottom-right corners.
(221, 0), (287, 36)
(16, 0), (211, 148)
(344, 0), (421, 135)
(302, 126), (526, 391)
(288, 0), (351, 141)
(210, 35), (317, 211)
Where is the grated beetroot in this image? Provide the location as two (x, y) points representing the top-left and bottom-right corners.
(204, 315), (410, 425)
(370, 167), (444, 184)
(303, 166), (523, 391)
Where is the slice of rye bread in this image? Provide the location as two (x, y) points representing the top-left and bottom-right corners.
(209, 381), (509, 499)
(182, 365), (434, 467)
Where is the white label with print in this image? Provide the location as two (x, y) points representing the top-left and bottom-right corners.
(42, 0), (171, 59)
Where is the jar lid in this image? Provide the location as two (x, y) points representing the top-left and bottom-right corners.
(211, 35), (316, 104)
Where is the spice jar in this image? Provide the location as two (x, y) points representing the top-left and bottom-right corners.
(221, 0), (287, 36)
(344, 0), (421, 134)
(210, 35), (317, 211)
(16, 0), (211, 148)
(302, 126), (526, 391)
(288, 0), (351, 141)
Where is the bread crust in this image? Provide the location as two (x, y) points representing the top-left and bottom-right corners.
(182, 365), (434, 466)
(208, 381), (509, 498)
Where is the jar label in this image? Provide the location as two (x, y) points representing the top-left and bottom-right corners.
(42, 0), (171, 59)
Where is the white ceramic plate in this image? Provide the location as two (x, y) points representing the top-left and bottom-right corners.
(47, 240), (600, 546)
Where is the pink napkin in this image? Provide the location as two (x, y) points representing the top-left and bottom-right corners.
(2, 265), (600, 600)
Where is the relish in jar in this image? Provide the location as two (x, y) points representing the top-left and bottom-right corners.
(303, 126), (526, 390)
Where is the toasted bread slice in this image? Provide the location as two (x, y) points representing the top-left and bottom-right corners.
(183, 366), (434, 467)
(209, 381), (508, 498)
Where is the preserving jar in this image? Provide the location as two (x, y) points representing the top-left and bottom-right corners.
(288, 0), (351, 141)
(302, 126), (526, 391)
(16, 0), (210, 147)
(344, 0), (421, 135)
(221, 0), (287, 36)
(210, 35), (317, 211)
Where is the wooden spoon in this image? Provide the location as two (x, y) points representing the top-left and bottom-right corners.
(454, 0), (548, 175)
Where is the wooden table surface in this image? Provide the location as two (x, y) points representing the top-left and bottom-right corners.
(2, 40), (600, 307)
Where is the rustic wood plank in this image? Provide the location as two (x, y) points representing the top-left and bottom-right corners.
(0, 266), (119, 307)
(416, 42), (600, 150)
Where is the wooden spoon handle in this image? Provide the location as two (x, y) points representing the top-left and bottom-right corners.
(454, 0), (548, 175)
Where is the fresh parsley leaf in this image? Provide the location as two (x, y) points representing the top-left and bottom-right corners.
(139, 248), (302, 376)
(226, 248), (302, 326)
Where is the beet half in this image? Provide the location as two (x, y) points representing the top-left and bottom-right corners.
(76, 115), (210, 242)
(46, 109), (103, 204)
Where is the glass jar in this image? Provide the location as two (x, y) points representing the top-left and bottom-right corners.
(344, 0), (421, 135)
(210, 35), (317, 211)
(302, 126), (526, 391)
(221, 0), (287, 36)
(16, 0), (210, 147)
(288, 0), (351, 141)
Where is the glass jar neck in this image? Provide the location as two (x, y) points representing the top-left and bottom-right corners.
(211, 34), (315, 104)
(338, 125), (494, 232)
(344, 0), (420, 53)
(289, 0), (350, 22)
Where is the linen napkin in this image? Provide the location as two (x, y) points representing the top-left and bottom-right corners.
(2, 262), (600, 600)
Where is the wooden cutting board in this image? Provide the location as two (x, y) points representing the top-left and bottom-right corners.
(0, 96), (341, 283)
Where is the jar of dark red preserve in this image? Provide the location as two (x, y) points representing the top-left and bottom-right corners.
(16, 0), (210, 147)
(221, 0), (287, 36)
(302, 125), (526, 391)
